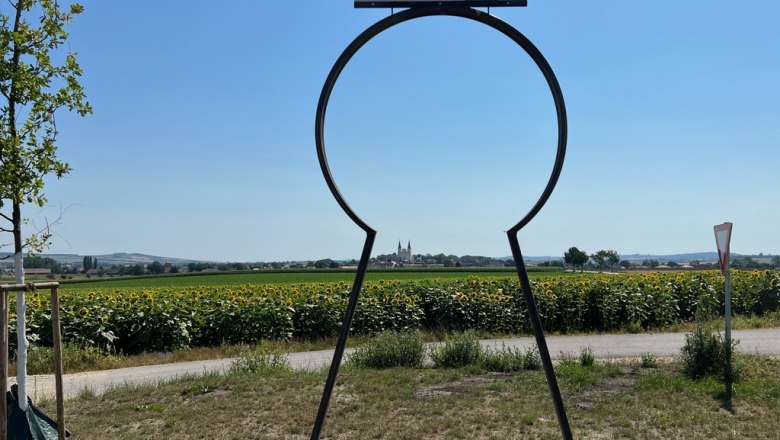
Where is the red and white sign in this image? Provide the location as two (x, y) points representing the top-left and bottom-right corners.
(713, 222), (733, 275)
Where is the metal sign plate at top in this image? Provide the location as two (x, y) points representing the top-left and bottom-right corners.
(355, 1), (528, 8)
(714, 222), (733, 275)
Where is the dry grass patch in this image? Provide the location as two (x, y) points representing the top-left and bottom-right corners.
(34, 357), (780, 439)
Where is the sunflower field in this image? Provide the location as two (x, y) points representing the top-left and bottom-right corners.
(10, 270), (780, 353)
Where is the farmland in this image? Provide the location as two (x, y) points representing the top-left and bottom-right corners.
(58, 267), (564, 289)
(13, 270), (779, 355)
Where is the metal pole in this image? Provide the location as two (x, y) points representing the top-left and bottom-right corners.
(724, 266), (732, 393)
(508, 234), (572, 440)
(50, 287), (65, 440)
(725, 268), (731, 345)
(310, 232), (375, 439)
(0, 289), (8, 440)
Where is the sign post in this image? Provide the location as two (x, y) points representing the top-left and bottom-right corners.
(713, 222), (733, 389)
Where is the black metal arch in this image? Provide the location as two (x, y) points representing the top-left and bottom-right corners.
(312, 6), (571, 439)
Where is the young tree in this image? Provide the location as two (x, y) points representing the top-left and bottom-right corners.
(1, 0), (91, 409)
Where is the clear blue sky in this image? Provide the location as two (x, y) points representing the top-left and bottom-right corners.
(32, 1), (780, 262)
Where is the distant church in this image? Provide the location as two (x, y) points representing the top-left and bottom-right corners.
(397, 240), (413, 263)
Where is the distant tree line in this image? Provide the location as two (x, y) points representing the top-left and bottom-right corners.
(83, 256), (98, 271)
(20, 251), (780, 281)
(24, 255), (63, 273)
(562, 247), (780, 272)
(563, 247), (620, 271)
(187, 262), (248, 272)
(373, 253), (510, 267)
(731, 255), (780, 270)
(113, 261), (179, 276)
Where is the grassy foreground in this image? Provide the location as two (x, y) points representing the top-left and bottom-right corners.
(39, 356), (780, 439)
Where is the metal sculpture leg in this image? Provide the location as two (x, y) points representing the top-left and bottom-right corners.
(310, 232), (375, 439)
(508, 233), (572, 439)
(312, 6), (572, 438)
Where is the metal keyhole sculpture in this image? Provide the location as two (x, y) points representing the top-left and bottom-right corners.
(312, 6), (572, 439)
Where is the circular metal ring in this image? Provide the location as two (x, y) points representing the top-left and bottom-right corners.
(316, 6), (567, 235)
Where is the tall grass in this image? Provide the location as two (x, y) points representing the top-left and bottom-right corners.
(430, 331), (483, 368)
(348, 331), (424, 369)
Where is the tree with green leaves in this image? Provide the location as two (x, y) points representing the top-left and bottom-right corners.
(23, 253), (61, 273)
(127, 263), (145, 276)
(592, 250), (620, 270)
(591, 251), (606, 270)
(82, 255), (94, 271)
(563, 247), (588, 272)
(1, 0), (90, 409)
(590, 250), (620, 269)
(147, 260), (165, 274)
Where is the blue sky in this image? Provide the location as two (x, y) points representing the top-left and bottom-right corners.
(30, 1), (780, 262)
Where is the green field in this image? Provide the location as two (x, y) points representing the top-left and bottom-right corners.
(59, 267), (565, 289)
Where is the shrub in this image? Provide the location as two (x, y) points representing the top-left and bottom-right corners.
(229, 343), (290, 375)
(579, 347), (595, 367)
(556, 352), (599, 388)
(25, 343), (120, 375)
(522, 346), (542, 370)
(558, 351), (576, 365)
(625, 320), (643, 334)
(483, 344), (542, 372)
(431, 330), (483, 368)
(681, 326), (722, 379)
(25, 345), (55, 375)
(348, 331), (424, 369)
(483, 345), (525, 372)
(680, 326), (739, 382)
(640, 352), (658, 369)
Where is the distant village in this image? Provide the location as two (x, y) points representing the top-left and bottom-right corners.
(1, 243), (778, 280)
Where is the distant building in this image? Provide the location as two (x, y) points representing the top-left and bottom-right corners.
(24, 268), (51, 276)
(397, 240), (413, 263)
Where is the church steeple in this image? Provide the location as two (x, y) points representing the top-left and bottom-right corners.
(393, 240), (413, 263)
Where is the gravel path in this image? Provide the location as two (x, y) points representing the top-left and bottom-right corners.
(15, 327), (780, 401)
